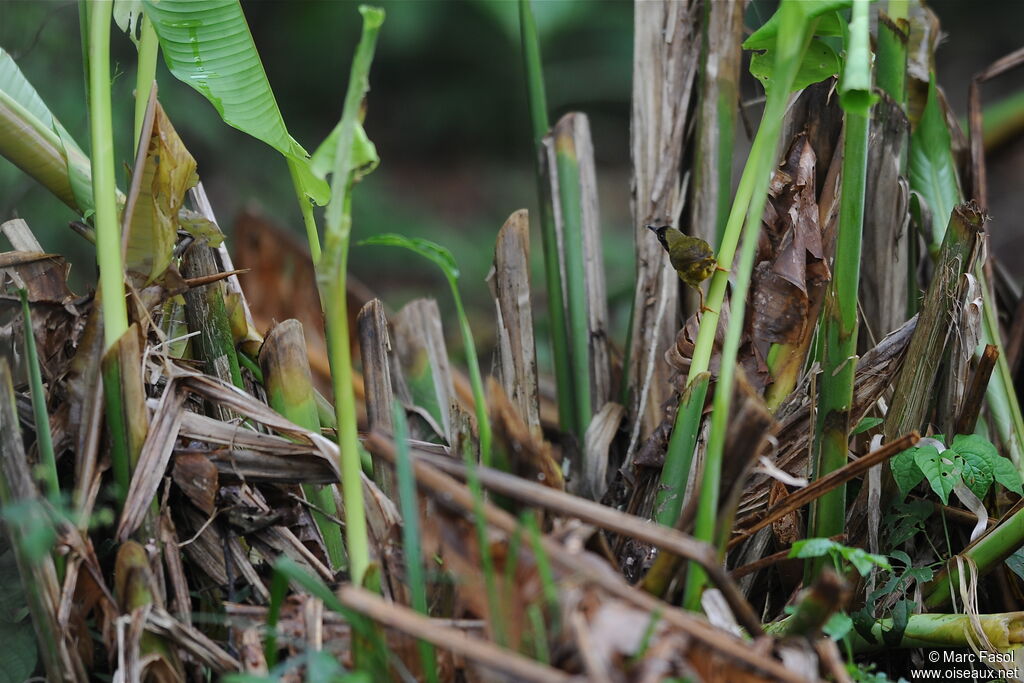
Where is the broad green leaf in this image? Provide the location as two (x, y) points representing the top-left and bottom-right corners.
(359, 233), (460, 282)
(891, 446), (925, 498)
(824, 611), (853, 641)
(124, 103), (197, 281)
(952, 433), (1022, 494)
(0, 620), (36, 683)
(750, 38), (840, 93)
(990, 455), (1023, 495)
(955, 451), (993, 499)
(909, 75), (961, 246)
(142, 0), (329, 205)
(914, 446), (956, 504)
(743, 3), (850, 49)
(0, 47), (93, 214)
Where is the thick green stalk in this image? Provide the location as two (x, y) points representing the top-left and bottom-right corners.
(657, 2), (814, 533)
(259, 321), (345, 570)
(392, 403), (439, 683)
(925, 506), (1024, 608)
(553, 137), (591, 437)
(88, 0), (128, 350)
(317, 6), (384, 587)
(132, 15), (159, 152)
(19, 290), (58, 503)
(680, 1), (818, 609)
(519, 0), (573, 433)
(808, 0), (873, 580)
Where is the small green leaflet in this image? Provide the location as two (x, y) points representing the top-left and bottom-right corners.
(789, 538), (891, 576)
(890, 434), (1021, 501)
(359, 234), (460, 282)
(914, 446), (957, 504)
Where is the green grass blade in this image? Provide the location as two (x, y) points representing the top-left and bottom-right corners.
(18, 290), (58, 504)
(392, 402), (439, 683)
(518, 0), (573, 433)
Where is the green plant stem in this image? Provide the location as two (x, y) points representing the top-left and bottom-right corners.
(679, 1), (818, 610)
(553, 136), (591, 438)
(19, 290), (58, 503)
(808, 0), (873, 581)
(289, 158), (321, 263)
(925, 503), (1024, 608)
(317, 6), (384, 587)
(658, 3), (815, 536)
(392, 402), (439, 683)
(519, 0), (573, 434)
(88, 0), (128, 350)
(132, 14), (159, 152)
(808, 111), (870, 578)
(264, 568), (289, 668)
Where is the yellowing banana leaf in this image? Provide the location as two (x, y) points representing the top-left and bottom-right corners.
(123, 100), (197, 282)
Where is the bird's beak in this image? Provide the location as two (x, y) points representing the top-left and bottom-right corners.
(645, 224), (659, 234)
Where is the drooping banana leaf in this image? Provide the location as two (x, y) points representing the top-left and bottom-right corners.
(141, 0), (329, 204)
(0, 47), (93, 215)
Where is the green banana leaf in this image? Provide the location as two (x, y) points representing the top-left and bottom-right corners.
(141, 0), (329, 205)
(0, 47), (93, 215)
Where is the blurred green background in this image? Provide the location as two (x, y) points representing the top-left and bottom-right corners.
(1, 1), (1022, 357)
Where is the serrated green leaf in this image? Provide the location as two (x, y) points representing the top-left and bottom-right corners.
(824, 611), (853, 641)
(0, 619), (36, 683)
(142, 0), (329, 205)
(909, 75), (961, 246)
(743, 4), (850, 49)
(750, 38), (840, 93)
(913, 446), (956, 504)
(891, 447), (925, 498)
(359, 233), (460, 282)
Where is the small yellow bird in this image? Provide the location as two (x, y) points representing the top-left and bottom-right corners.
(647, 224), (722, 313)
